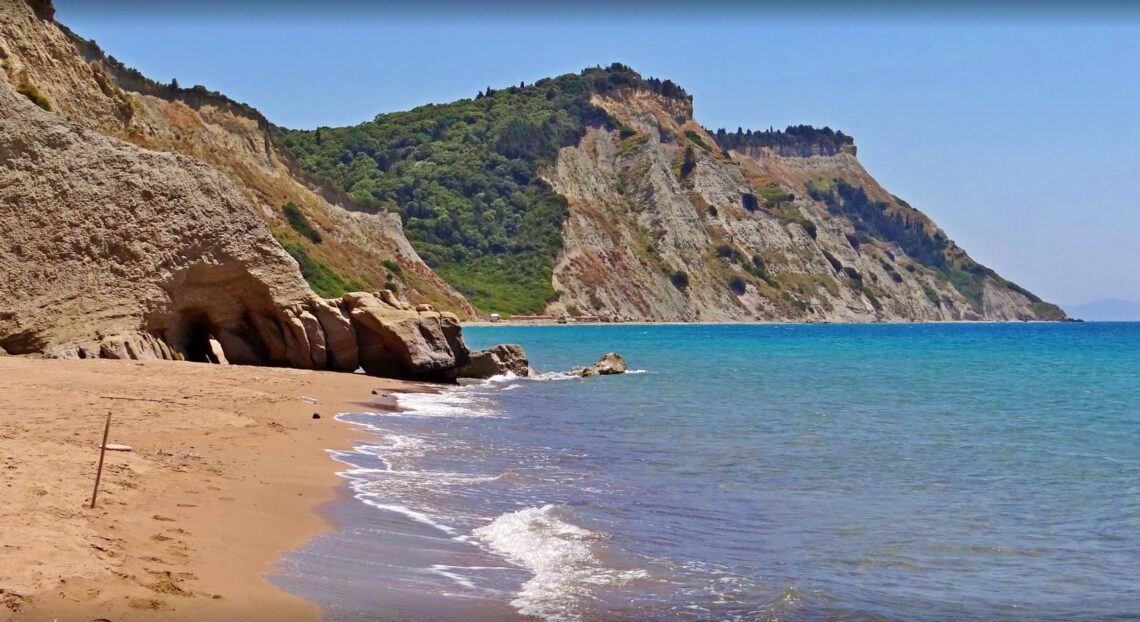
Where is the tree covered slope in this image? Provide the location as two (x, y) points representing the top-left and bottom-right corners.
(278, 66), (688, 314)
(278, 64), (1065, 322)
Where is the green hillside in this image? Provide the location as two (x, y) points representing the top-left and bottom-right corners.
(278, 64), (688, 314)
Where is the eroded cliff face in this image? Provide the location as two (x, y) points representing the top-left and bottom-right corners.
(0, 0), (475, 317)
(0, 77), (290, 357)
(0, 2), (489, 379)
(0, 78), (479, 379)
(544, 90), (1062, 322)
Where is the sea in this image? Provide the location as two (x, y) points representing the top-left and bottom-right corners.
(272, 323), (1140, 621)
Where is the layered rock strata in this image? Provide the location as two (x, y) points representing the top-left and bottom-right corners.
(0, 72), (474, 381)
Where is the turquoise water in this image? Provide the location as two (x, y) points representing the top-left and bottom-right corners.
(300, 323), (1140, 620)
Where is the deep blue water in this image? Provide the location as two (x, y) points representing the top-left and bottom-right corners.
(302, 323), (1140, 621)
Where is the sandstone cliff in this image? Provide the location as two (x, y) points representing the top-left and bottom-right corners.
(543, 90), (1064, 322)
(0, 76), (479, 380)
(0, 0), (475, 317)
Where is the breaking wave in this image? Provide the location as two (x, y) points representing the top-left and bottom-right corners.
(474, 504), (649, 621)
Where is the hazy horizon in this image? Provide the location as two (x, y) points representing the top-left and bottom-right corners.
(53, 2), (1140, 306)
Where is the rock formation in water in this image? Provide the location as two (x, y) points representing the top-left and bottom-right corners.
(459, 344), (531, 379)
(579, 352), (628, 377)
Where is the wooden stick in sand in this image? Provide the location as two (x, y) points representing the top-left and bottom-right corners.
(90, 412), (111, 509)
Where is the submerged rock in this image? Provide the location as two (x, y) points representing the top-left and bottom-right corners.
(459, 344), (530, 379)
(579, 352), (628, 377)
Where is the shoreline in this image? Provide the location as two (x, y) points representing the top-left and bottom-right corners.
(0, 357), (415, 621)
(269, 396), (528, 622)
(462, 319), (1080, 327)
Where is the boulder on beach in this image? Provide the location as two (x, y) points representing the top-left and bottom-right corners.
(346, 292), (470, 382)
(459, 344), (530, 379)
(579, 352), (627, 377)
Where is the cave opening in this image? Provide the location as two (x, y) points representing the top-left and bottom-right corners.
(180, 311), (217, 363)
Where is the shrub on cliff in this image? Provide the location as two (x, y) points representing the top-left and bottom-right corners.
(815, 178), (944, 268)
(283, 202), (322, 244)
(822, 250), (842, 273)
(381, 259), (403, 278)
(680, 146), (697, 178)
(747, 255), (779, 288)
(798, 218), (818, 239)
(685, 130), (709, 150)
(281, 243), (364, 298)
(862, 286), (883, 311)
(728, 275), (747, 295)
(671, 270), (690, 290)
(17, 82), (51, 111)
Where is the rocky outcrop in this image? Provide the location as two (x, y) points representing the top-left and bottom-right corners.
(459, 344), (530, 379)
(541, 90), (1064, 322)
(345, 294), (469, 381)
(0, 0), (476, 318)
(0, 69), (493, 380)
(0, 76), (303, 359)
(0, 0), (508, 381)
(311, 297), (358, 372)
(579, 352), (627, 377)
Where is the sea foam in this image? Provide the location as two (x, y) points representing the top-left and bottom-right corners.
(474, 504), (648, 621)
(393, 388), (499, 418)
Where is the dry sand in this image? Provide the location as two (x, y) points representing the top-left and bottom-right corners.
(0, 356), (419, 621)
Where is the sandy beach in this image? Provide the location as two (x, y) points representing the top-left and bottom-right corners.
(0, 356), (417, 621)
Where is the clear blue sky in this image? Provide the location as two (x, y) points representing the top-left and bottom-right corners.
(54, 2), (1140, 306)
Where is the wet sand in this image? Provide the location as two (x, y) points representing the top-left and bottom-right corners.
(0, 356), (417, 621)
(272, 490), (526, 622)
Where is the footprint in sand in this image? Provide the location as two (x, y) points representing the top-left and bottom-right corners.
(144, 570), (195, 597)
(0, 589), (25, 613)
(129, 597), (171, 611)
